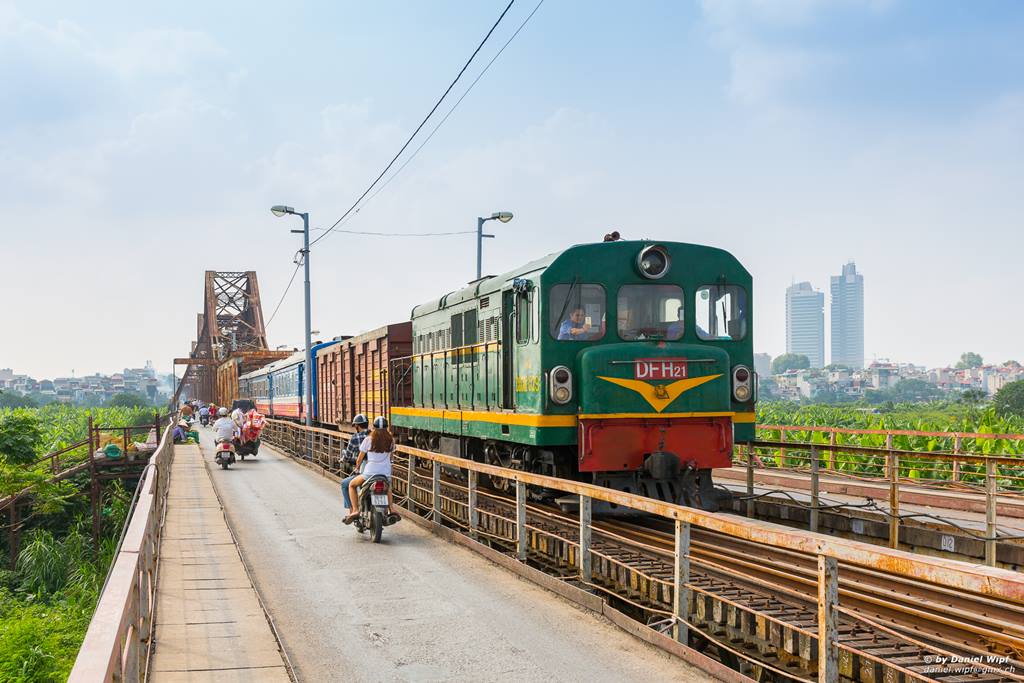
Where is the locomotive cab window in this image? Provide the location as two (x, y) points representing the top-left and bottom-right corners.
(695, 285), (747, 340)
(549, 283), (606, 341)
(617, 284), (684, 340)
(515, 291), (532, 344)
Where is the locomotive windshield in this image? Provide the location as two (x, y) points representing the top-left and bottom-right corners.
(695, 285), (747, 340)
(616, 284), (684, 340)
(550, 283), (606, 341)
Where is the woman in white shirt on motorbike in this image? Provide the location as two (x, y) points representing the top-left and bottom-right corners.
(344, 417), (402, 524)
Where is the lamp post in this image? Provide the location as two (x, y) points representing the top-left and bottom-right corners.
(476, 211), (513, 280)
(271, 205), (313, 428)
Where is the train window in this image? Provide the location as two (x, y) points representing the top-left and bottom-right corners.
(695, 285), (747, 341)
(463, 309), (478, 346)
(550, 283), (606, 341)
(515, 291), (531, 343)
(616, 285), (684, 341)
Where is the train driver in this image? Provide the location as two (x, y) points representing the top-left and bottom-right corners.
(558, 307), (598, 340)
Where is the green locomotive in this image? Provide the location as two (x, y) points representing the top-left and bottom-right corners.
(390, 239), (755, 510)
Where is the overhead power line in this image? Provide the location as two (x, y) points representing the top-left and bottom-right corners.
(310, 0), (516, 248)
(310, 227), (475, 237)
(361, 0), (546, 210)
(264, 259), (302, 329)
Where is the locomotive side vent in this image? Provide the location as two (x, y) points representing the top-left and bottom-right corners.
(479, 296), (490, 309)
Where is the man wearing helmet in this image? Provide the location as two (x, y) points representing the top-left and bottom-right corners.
(339, 415), (370, 514)
(213, 407), (236, 444)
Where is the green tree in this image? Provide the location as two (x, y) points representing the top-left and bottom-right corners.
(771, 353), (811, 375)
(955, 351), (983, 369)
(993, 381), (1024, 418)
(0, 391), (37, 409)
(107, 392), (150, 408)
(0, 412), (43, 465)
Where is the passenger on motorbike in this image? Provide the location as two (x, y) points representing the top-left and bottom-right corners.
(340, 414), (370, 519)
(213, 407), (236, 443)
(343, 417), (401, 524)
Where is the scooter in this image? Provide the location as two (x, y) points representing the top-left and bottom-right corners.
(352, 475), (398, 543)
(234, 436), (260, 460)
(199, 413), (209, 427)
(214, 439), (236, 469)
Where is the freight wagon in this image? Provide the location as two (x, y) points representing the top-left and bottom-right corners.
(315, 324), (412, 428)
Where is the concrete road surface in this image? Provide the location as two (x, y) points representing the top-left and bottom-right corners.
(198, 429), (709, 682)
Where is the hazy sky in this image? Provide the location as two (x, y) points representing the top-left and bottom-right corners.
(1, 0), (1022, 380)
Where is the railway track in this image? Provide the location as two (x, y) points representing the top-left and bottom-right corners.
(394, 457), (1024, 682)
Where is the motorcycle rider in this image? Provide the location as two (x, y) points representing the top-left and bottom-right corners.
(343, 417), (401, 524)
(199, 404), (210, 425)
(213, 407), (236, 444)
(340, 414), (370, 521)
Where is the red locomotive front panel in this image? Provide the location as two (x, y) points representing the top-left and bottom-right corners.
(578, 416), (733, 473)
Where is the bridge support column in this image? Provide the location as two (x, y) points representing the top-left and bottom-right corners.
(579, 495), (592, 584)
(468, 470), (478, 540)
(515, 481), (527, 562)
(810, 446), (820, 533)
(431, 460), (441, 523)
(817, 555), (838, 683)
(673, 519), (690, 644)
(986, 459), (997, 566)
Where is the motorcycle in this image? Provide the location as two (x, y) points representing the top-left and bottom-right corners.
(199, 413), (209, 427)
(234, 436), (260, 460)
(352, 475), (397, 543)
(214, 439), (236, 469)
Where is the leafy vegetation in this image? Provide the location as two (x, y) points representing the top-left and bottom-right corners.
(993, 380), (1024, 419)
(771, 353), (810, 375)
(0, 406), (152, 681)
(955, 351), (984, 369)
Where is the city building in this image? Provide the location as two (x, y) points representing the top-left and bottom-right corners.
(785, 282), (825, 368)
(830, 261), (864, 369)
(754, 353), (772, 378)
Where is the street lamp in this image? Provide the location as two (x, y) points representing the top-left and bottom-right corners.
(476, 211), (513, 280)
(270, 204), (313, 428)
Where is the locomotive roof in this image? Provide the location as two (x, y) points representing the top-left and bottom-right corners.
(411, 250), (561, 318)
(409, 239), (747, 318)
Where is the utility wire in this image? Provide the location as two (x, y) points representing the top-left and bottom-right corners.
(265, 259), (302, 329)
(307, 227), (475, 237)
(310, 0), (516, 248)
(361, 0), (545, 210)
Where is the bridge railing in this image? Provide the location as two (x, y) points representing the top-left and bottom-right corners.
(733, 431), (1024, 564)
(261, 418), (1024, 683)
(68, 416), (175, 682)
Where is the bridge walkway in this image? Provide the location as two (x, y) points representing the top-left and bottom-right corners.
(149, 443), (290, 681)
(194, 429), (707, 683)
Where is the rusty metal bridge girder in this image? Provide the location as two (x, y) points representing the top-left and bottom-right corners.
(174, 271), (270, 404)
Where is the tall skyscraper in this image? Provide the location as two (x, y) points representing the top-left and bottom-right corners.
(831, 261), (864, 369)
(785, 282), (825, 368)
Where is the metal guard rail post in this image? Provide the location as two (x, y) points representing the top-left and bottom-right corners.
(68, 417), (175, 682)
(262, 418), (1024, 683)
(743, 437), (1017, 566)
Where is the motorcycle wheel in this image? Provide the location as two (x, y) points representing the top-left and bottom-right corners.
(371, 511), (384, 543)
(220, 461), (228, 469)
(239, 453), (245, 461)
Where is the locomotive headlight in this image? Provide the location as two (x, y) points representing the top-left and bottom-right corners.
(550, 365), (573, 404)
(732, 364), (753, 402)
(636, 245), (670, 280)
